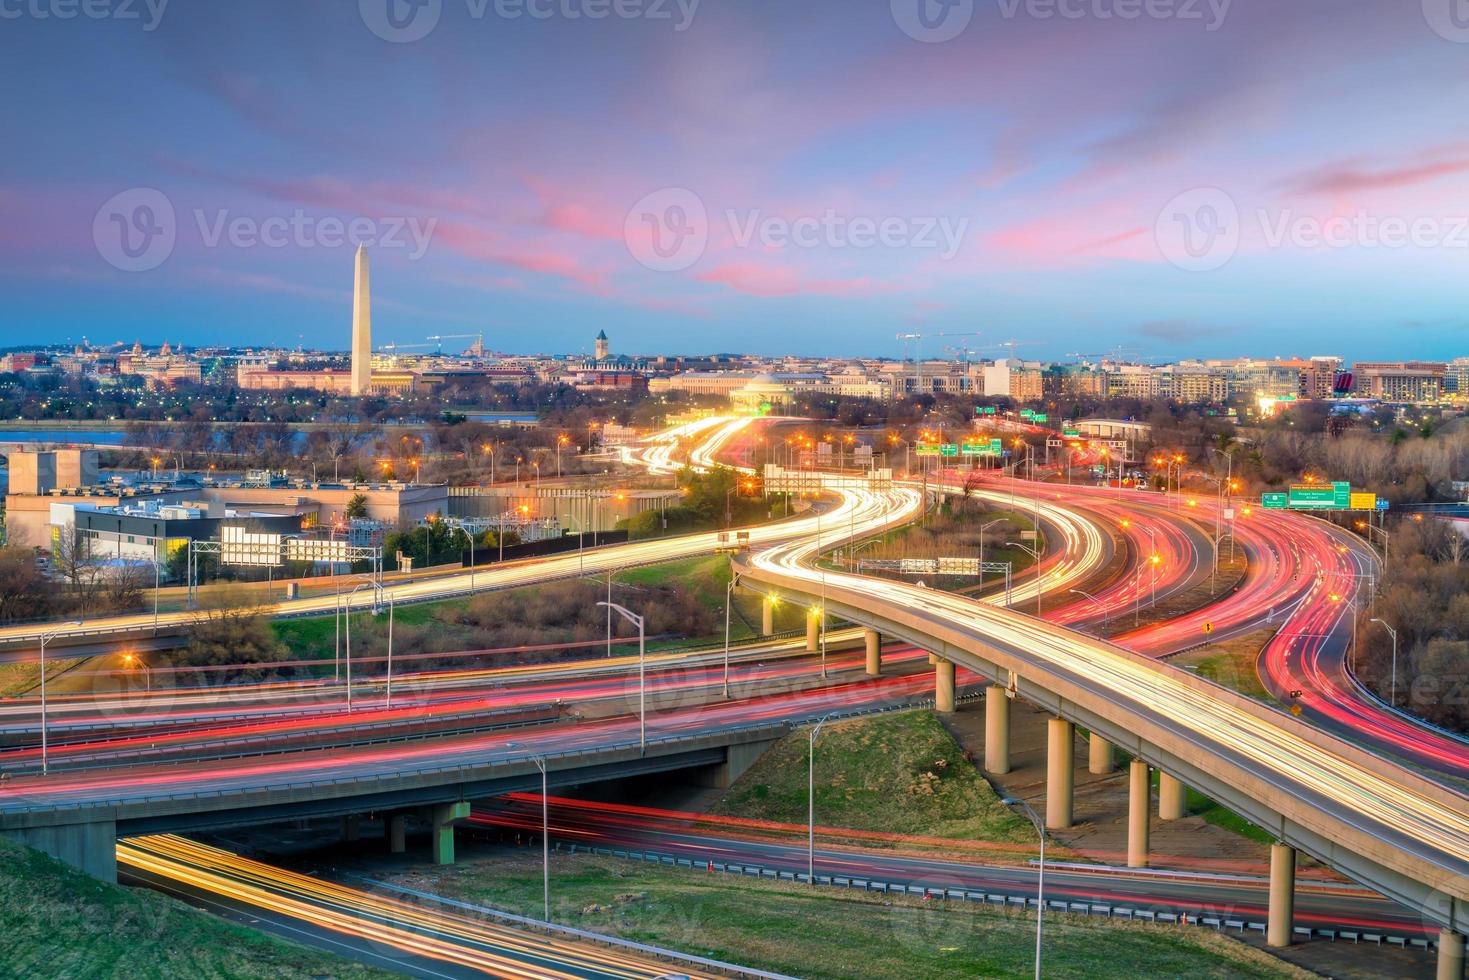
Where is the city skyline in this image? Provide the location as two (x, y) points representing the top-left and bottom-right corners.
(3, 2), (1469, 359)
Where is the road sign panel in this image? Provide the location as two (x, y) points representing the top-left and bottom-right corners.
(1287, 481), (1350, 510)
(1261, 492), (1288, 509)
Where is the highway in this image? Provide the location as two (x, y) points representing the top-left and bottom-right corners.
(120, 834), (733, 979)
(472, 794), (1434, 940)
(6, 414), (1467, 962)
(742, 492), (1469, 930)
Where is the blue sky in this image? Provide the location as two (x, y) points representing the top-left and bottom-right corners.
(2, 0), (1468, 362)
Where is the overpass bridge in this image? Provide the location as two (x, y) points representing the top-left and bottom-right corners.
(735, 553), (1469, 977)
(0, 723), (786, 885)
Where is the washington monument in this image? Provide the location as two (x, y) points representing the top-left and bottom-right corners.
(351, 245), (371, 397)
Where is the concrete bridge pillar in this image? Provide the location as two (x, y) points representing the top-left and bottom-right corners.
(1046, 718), (1074, 830)
(935, 659), (956, 713)
(864, 629), (882, 676)
(431, 801), (471, 866)
(984, 685), (1011, 775)
(1158, 772), (1186, 820)
(1267, 843), (1296, 947)
(1127, 760), (1150, 868)
(388, 813), (408, 854)
(761, 597), (774, 637)
(341, 814), (361, 842)
(1439, 930), (1465, 980)
(805, 608), (820, 652)
(1088, 732), (1114, 774)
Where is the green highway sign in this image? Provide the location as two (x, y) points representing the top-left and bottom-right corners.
(1261, 492), (1288, 509)
(976, 406), (998, 415)
(915, 444), (940, 456)
(1287, 481), (1350, 510)
(1032, 414), (1049, 423)
(961, 438), (1004, 456)
(940, 443), (960, 457)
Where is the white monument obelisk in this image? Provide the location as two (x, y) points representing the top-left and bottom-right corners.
(350, 245), (371, 397)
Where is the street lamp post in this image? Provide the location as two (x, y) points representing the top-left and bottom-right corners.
(122, 653), (151, 692)
(1006, 542), (1043, 616)
(597, 601), (646, 753)
(1000, 796), (1047, 980)
(1068, 588), (1109, 633)
(532, 754), (549, 920)
(808, 712), (835, 886)
(38, 622), (81, 775)
(345, 580), (374, 712)
(723, 577), (734, 700)
(505, 743), (550, 922)
(1370, 618), (1399, 708)
(377, 586), (395, 709)
(979, 518), (1005, 589)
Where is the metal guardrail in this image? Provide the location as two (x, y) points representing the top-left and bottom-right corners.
(564, 844), (1439, 954)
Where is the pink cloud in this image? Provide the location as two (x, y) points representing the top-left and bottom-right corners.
(695, 262), (883, 299)
(1284, 156), (1469, 196)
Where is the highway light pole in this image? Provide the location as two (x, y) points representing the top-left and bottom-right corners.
(38, 622), (81, 775)
(597, 601), (645, 753)
(1370, 617), (1399, 708)
(533, 754), (549, 921)
(345, 580), (373, 712)
(1006, 542), (1043, 616)
(808, 711), (835, 887)
(122, 652), (151, 692)
(723, 577), (734, 700)
(505, 744), (550, 922)
(1000, 796), (1046, 980)
(1068, 588), (1108, 633)
(376, 586), (395, 710)
(979, 518), (1005, 589)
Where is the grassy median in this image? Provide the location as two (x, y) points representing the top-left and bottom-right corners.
(710, 709), (1033, 844)
(379, 850), (1307, 980)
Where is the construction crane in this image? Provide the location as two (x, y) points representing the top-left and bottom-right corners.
(425, 333), (484, 355)
(897, 331), (982, 394)
(1067, 345), (1142, 364)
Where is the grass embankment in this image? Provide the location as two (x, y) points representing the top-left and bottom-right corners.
(272, 556), (747, 665)
(400, 851), (1306, 980)
(711, 710), (1033, 845)
(0, 657), (86, 697)
(0, 839), (389, 979)
(1171, 628), (1276, 703)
